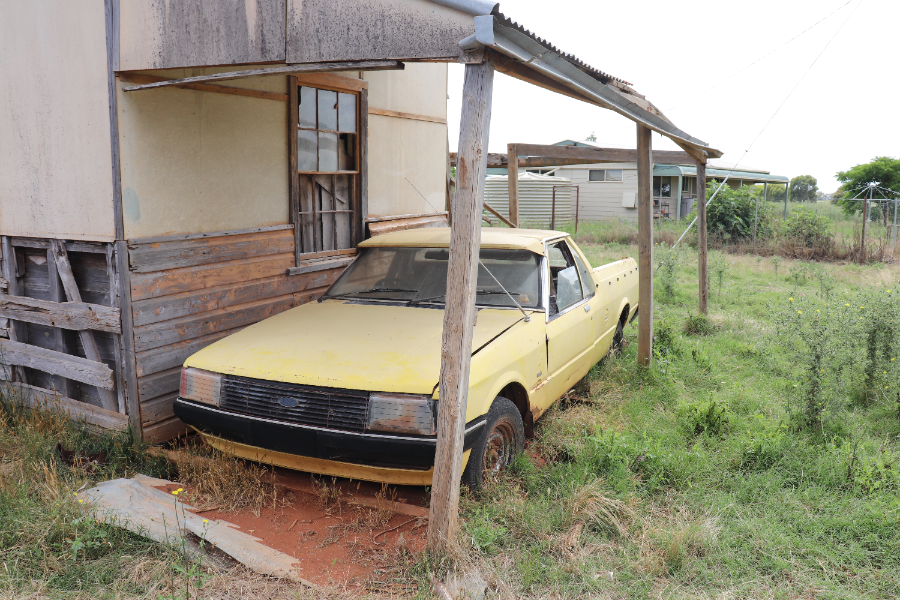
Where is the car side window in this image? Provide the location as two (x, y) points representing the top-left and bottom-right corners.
(547, 241), (584, 316)
(567, 241), (595, 299)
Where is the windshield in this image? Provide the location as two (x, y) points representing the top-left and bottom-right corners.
(323, 247), (542, 309)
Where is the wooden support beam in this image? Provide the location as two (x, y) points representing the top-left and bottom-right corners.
(450, 148), (697, 168)
(636, 125), (653, 366)
(0, 339), (114, 390)
(0, 295), (121, 333)
(47, 248), (73, 397)
(115, 240), (143, 437)
(697, 162), (709, 314)
(0, 236), (27, 382)
(3, 381), (128, 432)
(483, 202), (516, 228)
(118, 73), (290, 102)
(122, 60), (404, 92)
(50, 240), (118, 411)
(427, 60), (494, 559)
(507, 144), (519, 227)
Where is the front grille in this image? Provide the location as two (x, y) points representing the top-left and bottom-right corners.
(219, 375), (369, 432)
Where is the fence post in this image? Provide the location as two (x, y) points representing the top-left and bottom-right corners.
(893, 198), (898, 252)
(636, 124), (653, 365)
(574, 186), (580, 233)
(551, 187), (557, 230)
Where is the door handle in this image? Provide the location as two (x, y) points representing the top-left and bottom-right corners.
(583, 304), (591, 312)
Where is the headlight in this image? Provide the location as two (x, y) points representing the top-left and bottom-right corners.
(180, 367), (222, 406)
(367, 393), (435, 435)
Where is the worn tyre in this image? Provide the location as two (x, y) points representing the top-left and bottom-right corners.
(462, 397), (525, 490)
(611, 319), (625, 353)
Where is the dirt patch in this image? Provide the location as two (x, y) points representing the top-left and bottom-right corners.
(154, 465), (428, 592)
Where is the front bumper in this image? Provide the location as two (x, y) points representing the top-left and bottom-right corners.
(174, 398), (485, 474)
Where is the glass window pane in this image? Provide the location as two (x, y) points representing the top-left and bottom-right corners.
(338, 93), (357, 132)
(606, 169), (623, 181)
(298, 86), (316, 128)
(318, 132), (338, 172)
(661, 176), (672, 198)
(298, 129), (317, 171)
(653, 176), (661, 197)
(568, 241), (595, 298)
(317, 90), (337, 131)
(588, 170), (604, 182)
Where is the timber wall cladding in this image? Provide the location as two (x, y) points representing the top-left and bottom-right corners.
(129, 226), (344, 442)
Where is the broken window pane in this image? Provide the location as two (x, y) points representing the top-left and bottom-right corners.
(298, 86), (316, 129)
(317, 90), (337, 131)
(318, 132), (338, 172)
(338, 133), (357, 171)
(298, 129), (317, 171)
(606, 169), (623, 182)
(338, 93), (356, 133)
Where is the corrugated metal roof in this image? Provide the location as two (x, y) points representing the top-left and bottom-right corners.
(491, 10), (635, 92)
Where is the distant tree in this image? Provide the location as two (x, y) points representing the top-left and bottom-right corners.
(835, 157), (900, 227)
(789, 175), (819, 202)
(766, 184), (787, 202)
(585, 131), (597, 142)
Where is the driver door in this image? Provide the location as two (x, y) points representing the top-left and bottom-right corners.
(543, 239), (596, 404)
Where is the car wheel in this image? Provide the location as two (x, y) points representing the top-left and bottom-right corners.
(462, 397), (525, 490)
(611, 319), (625, 353)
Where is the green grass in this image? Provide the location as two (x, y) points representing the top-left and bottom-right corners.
(441, 245), (900, 599)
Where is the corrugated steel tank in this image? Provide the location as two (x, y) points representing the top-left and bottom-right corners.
(483, 173), (572, 228)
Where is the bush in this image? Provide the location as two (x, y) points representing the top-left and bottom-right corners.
(684, 314), (715, 336)
(690, 183), (775, 242)
(781, 207), (833, 249)
(677, 399), (731, 437)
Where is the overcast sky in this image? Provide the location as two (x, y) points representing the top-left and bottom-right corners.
(447, 0), (897, 192)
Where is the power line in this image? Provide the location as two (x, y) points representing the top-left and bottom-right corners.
(661, 0), (864, 263)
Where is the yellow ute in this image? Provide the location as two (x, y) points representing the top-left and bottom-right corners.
(174, 228), (638, 487)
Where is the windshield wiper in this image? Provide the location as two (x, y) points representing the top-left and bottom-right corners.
(324, 287), (418, 301)
(476, 289), (525, 296)
(408, 293), (446, 306)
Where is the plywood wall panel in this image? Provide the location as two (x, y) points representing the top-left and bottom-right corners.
(117, 72), (290, 239)
(119, 0), (286, 70)
(0, 1), (116, 241)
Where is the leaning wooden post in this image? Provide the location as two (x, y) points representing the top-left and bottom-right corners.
(636, 125), (653, 366)
(427, 60), (494, 558)
(506, 143), (519, 227)
(697, 161), (709, 314)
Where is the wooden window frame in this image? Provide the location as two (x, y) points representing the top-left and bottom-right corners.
(289, 74), (368, 269)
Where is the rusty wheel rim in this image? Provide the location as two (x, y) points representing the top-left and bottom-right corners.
(482, 419), (516, 476)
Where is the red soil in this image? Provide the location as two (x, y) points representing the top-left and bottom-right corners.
(156, 467), (429, 592)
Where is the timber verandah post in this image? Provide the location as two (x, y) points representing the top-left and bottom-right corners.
(636, 125), (653, 366)
(697, 161), (709, 314)
(427, 60), (494, 558)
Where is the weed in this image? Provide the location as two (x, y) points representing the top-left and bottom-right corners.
(652, 321), (682, 358)
(312, 476), (343, 514)
(709, 253), (730, 299)
(677, 399), (731, 438)
(771, 255), (781, 280)
(684, 313), (716, 336)
(655, 245), (681, 301)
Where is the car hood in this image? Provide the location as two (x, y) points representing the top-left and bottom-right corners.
(184, 300), (527, 394)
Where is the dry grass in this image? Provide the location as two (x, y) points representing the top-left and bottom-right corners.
(569, 479), (635, 538)
(175, 445), (289, 516)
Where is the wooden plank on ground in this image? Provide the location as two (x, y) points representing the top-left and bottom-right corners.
(130, 254), (295, 301)
(50, 240), (118, 411)
(131, 271), (336, 327)
(0, 294), (121, 333)
(128, 229), (294, 273)
(0, 338), (114, 390)
(133, 294), (298, 353)
(3, 381), (128, 431)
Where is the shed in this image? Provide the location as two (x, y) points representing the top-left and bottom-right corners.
(0, 0), (721, 448)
